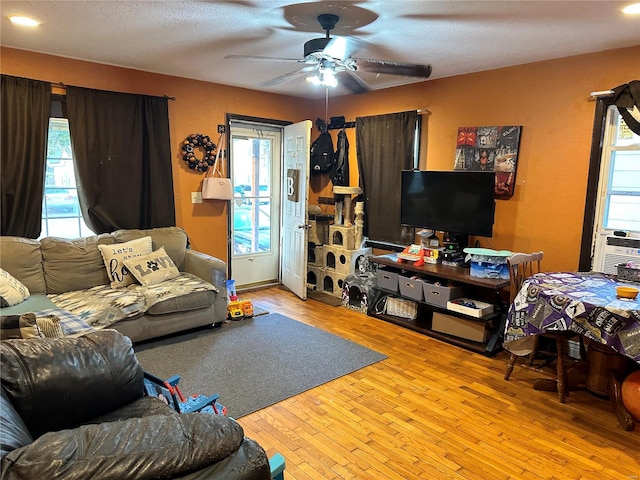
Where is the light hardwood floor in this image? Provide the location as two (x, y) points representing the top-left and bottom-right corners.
(239, 286), (640, 480)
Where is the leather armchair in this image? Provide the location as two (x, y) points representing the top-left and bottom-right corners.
(0, 330), (271, 480)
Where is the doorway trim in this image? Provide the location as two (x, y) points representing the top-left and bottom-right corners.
(226, 114), (291, 288)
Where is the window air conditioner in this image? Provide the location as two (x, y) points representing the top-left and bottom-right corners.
(592, 234), (640, 274)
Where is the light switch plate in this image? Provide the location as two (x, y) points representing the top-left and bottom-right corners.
(191, 192), (202, 203)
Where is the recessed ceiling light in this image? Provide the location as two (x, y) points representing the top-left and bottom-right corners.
(623, 2), (640, 14)
(9, 16), (39, 27)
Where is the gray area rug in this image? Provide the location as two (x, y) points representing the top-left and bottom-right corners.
(134, 313), (386, 418)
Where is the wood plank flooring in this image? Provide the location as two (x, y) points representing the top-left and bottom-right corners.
(238, 286), (640, 480)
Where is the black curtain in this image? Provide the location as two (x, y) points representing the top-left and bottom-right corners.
(612, 80), (640, 135)
(66, 86), (175, 233)
(1, 75), (51, 238)
(356, 111), (417, 245)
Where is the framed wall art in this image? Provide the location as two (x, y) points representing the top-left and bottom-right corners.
(454, 125), (522, 199)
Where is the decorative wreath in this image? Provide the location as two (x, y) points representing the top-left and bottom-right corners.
(181, 133), (216, 172)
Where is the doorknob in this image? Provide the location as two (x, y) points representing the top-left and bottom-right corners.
(297, 224), (311, 229)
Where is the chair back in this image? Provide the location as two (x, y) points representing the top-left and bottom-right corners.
(507, 252), (543, 302)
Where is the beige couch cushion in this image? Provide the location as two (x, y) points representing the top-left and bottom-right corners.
(112, 227), (187, 271)
(41, 235), (115, 294)
(133, 272), (217, 315)
(0, 237), (46, 294)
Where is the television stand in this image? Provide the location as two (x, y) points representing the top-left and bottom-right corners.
(368, 254), (509, 356)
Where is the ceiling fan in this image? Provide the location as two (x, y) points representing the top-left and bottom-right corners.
(225, 14), (432, 95)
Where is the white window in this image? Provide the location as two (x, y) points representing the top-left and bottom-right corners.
(41, 118), (94, 239)
(591, 106), (640, 273)
(595, 106), (640, 234)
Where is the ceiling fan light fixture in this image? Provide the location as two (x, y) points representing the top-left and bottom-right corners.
(307, 68), (338, 88)
(622, 2), (640, 14)
(320, 68), (338, 87)
(9, 15), (39, 27)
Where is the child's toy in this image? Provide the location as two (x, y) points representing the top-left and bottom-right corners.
(143, 371), (227, 415)
(397, 244), (428, 266)
(227, 299), (253, 320)
(240, 299), (253, 316)
(225, 279), (254, 319)
(226, 279), (238, 301)
(227, 298), (254, 319)
(227, 300), (244, 319)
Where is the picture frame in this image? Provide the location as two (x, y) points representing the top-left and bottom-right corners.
(454, 126), (522, 199)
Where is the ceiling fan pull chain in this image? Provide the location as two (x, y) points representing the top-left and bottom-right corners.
(325, 88), (329, 125)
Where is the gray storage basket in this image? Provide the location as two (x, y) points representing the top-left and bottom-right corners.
(617, 264), (640, 283)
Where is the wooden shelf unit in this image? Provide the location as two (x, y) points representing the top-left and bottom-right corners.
(368, 254), (510, 356)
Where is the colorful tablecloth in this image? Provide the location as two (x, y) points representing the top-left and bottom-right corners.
(504, 272), (640, 362)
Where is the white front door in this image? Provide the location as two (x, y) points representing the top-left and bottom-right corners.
(230, 122), (282, 288)
(281, 120), (311, 299)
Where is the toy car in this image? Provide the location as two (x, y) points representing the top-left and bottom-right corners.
(240, 299), (254, 317)
(227, 299), (254, 319)
(227, 301), (244, 319)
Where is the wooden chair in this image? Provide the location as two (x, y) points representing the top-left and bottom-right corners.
(503, 251), (582, 403)
(503, 252), (544, 378)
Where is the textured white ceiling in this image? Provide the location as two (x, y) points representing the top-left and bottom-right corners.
(1, 1), (639, 99)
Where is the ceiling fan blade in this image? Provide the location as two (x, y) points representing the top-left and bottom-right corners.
(258, 66), (316, 88)
(339, 70), (371, 95)
(353, 59), (432, 79)
(225, 54), (303, 63)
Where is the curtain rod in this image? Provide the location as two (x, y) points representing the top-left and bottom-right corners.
(50, 81), (176, 100)
(326, 108), (431, 130)
(590, 89), (614, 98)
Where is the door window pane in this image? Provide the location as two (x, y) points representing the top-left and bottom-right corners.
(233, 201), (271, 255)
(231, 134), (274, 256)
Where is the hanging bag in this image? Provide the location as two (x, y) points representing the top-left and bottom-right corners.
(202, 133), (233, 200)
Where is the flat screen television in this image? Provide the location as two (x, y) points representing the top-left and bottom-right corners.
(400, 170), (496, 237)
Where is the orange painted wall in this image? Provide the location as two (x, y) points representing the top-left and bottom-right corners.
(1, 47), (315, 261)
(307, 46), (640, 272)
(3, 45), (639, 272)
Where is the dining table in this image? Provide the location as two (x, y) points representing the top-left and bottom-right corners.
(503, 271), (640, 430)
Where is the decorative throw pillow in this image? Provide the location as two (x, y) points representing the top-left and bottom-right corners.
(35, 315), (66, 338)
(0, 268), (30, 307)
(123, 247), (180, 287)
(98, 236), (153, 288)
(0, 313), (43, 340)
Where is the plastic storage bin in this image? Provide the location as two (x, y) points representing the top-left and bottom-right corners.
(617, 263), (640, 283)
(464, 248), (512, 280)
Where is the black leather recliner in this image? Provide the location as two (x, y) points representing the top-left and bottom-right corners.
(0, 330), (272, 480)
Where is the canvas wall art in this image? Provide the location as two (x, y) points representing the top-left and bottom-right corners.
(454, 126), (522, 199)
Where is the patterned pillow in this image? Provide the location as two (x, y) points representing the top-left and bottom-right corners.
(0, 313), (43, 339)
(36, 315), (66, 338)
(0, 268), (30, 307)
(124, 247), (180, 287)
(98, 236), (153, 288)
